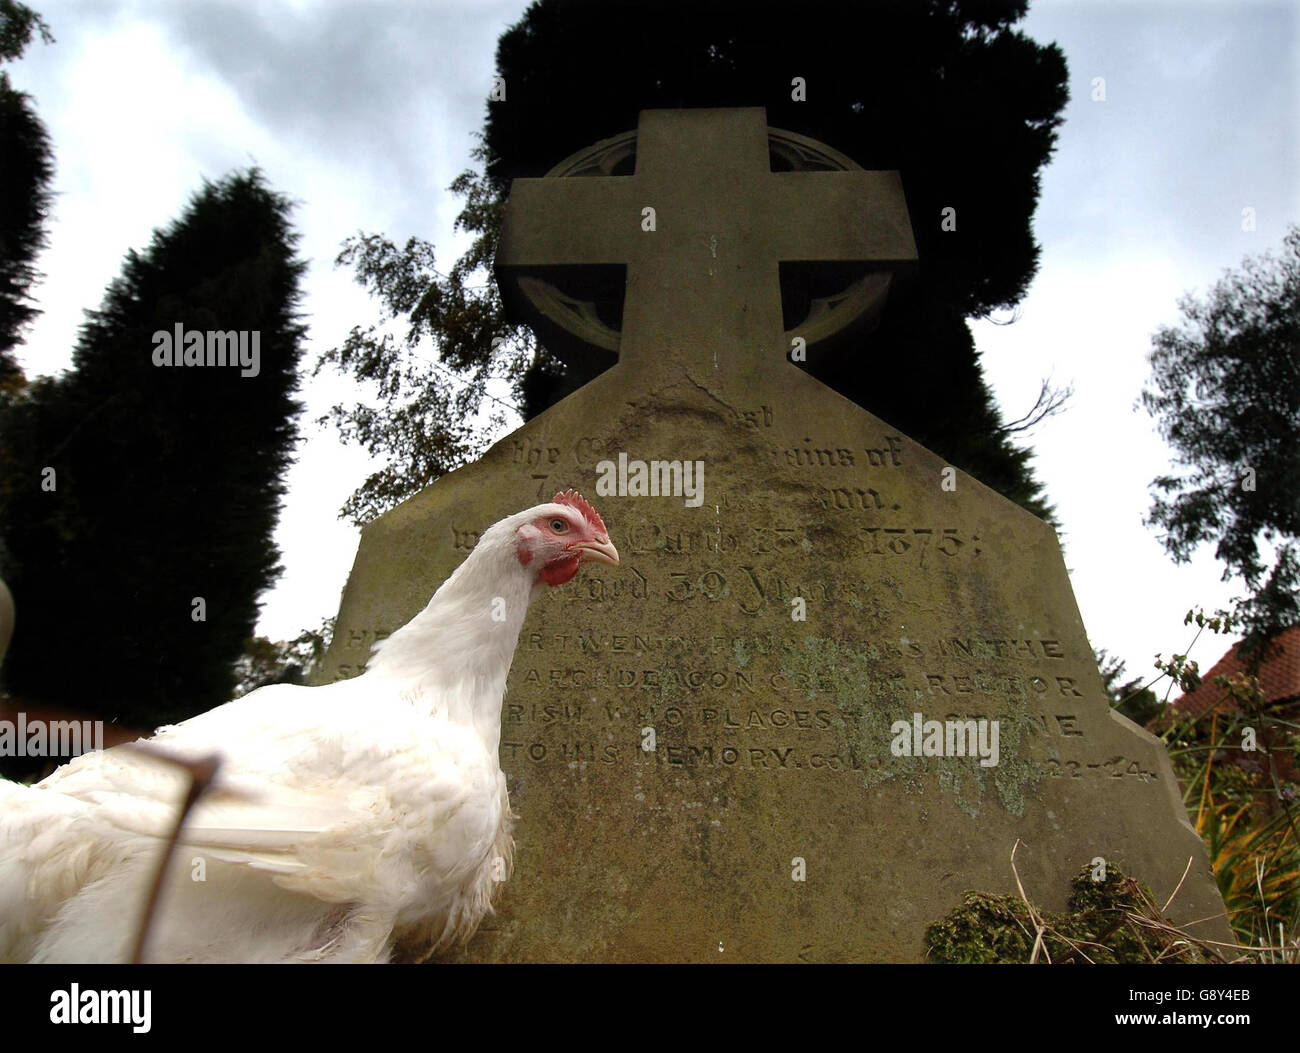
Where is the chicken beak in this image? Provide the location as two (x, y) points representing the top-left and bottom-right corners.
(576, 537), (620, 566)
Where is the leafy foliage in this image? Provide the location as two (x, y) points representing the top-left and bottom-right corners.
(1161, 686), (1300, 950)
(0, 170), (307, 727)
(0, 0), (50, 62)
(0, 0), (55, 392)
(1148, 609), (1300, 955)
(313, 223), (530, 524)
(232, 619), (334, 698)
(1096, 647), (1162, 727)
(319, 0), (1070, 525)
(1143, 226), (1300, 647)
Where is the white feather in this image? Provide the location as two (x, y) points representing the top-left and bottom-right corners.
(0, 501), (600, 963)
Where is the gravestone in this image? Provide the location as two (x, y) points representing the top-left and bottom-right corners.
(319, 108), (1231, 961)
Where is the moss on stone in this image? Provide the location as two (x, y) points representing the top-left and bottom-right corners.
(925, 863), (1217, 963)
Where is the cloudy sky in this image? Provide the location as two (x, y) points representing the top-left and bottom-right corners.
(7, 0), (1297, 690)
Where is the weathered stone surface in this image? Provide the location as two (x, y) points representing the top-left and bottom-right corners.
(318, 108), (1231, 961)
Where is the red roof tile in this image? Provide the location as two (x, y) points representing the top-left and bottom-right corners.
(1158, 625), (1300, 725)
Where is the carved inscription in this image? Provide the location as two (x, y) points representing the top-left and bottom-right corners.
(332, 437), (1167, 804)
(774, 435), (904, 469)
(509, 428), (909, 512)
(860, 527), (982, 563)
(467, 625), (1158, 786)
(1044, 756), (1158, 782)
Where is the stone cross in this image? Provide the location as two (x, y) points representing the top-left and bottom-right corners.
(320, 107), (1232, 961)
(497, 107), (916, 376)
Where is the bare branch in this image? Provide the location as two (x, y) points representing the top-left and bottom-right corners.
(1000, 375), (1073, 435)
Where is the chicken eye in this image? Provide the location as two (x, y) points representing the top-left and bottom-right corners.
(550, 518), (568, 533)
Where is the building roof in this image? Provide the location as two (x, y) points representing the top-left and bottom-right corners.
(1158, 625), (1300, 725)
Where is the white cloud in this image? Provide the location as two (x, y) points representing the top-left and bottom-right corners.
(7, 0), (1291, 691)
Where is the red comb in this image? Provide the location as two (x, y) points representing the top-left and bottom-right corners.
(554, 489), (607, 535)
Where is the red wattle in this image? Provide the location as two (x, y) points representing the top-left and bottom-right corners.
(540, 554), (581, 586)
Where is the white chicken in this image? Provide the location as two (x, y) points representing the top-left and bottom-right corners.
(0, 490), (617, 963)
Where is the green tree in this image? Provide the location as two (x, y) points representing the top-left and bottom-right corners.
(0, 1), (54, 394)
(1142, 226), (1300, 651)
(232, 619), (333, 699)
(318, 0), (1069, 526)
(0, 170), (307, 729)
(1096, 648), (1162, 727)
